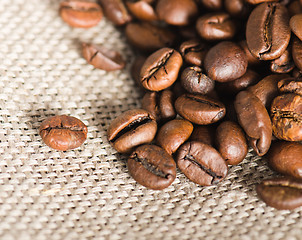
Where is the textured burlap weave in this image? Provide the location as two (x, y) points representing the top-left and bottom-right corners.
(0, 0), (301, 239)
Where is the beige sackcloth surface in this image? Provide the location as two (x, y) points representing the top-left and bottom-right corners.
(0, 0), (301, 239)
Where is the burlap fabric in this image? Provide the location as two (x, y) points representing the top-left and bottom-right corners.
(0, 0), (301, 239)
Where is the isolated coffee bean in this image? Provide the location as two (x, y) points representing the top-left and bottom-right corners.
(278, 78), (302, 95)
(175, 93), (226, 125)
(156, 119), (193, 155)
(39, 115), (87, 151)
(270, 47), (295, 73)
(292, 37), (302, 71)
(82, 43), (125, 71)
(98, 0), (131, 25)
(179, 39), (208, 67)
(234, 90), (272, 156)
(189, 125), (216, 146)
(128, 144), (176, 190)
(140, 48), (183, 91)
(60, 0), (103, 28)
(271, 93), (302, 142)
(125, 0), (158, 22)
(246, 3), (291, 60)
(256, 177), (302, 210)
(107, 109), (157, 154)
(176, 141), (228, 186)
(267, 141), (302, 179)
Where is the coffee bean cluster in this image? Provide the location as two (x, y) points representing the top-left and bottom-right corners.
(58, 0), (302, 210)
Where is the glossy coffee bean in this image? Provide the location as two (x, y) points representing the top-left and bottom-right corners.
(256, 177), (302, 210)
(204, 41), (248, 82)
(60, 0), (103, 28)
(290, 14), (302, 41)
(107, 109), (157, 154)
(189, 125), (216, 146)
(179, 39), (208, 67)
(156, 119), (193, 155)
(125, 0), (158, 22)
(196, 13), (236, 41)
(278, 77), (302, 95)
(234, 90), (272, 156)
(39, 115), (87, 151)
(128, 144), (176, 190)
(292, 37), (302, 71)
(246, 3), (291, 60)
(98, 0), (131, 25)
(176, 141), (228, 186)
(175, 93), (226, 125)
(140, 48), (183, 91)
(270, 93), (302, 141)
(215, 121), (248, 165)
(267, 141), (302, 179)
(180, 66), (215, 95)
(270, 47), (295, 73)
(82, 43), (125, 71)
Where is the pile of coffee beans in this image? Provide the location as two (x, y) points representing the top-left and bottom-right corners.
(58, 0), (302, 210)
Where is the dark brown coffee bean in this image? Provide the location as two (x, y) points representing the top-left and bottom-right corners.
(98, 0), (131, 25)
(196, 13), (236, 41)
(175, 93), (226, 125)
(246, 3), (291, 60)
(204, 41), (248, 82)
(107, 109), (157, 154)
(156, 0), (198, 26)
(292, 37), (302, 71)
(179, 39), (208, 67)
(177, 25), (199, 40)
(224, 0), (251, 19)
(256, 177), (302, 210)
(180, 66), (215, 95)
(176, 141), (228, 186)
(278, 77), (302, 95)
(125, 0), (158, 22)
(267, 141), (302, 179)
(140, 48), (183, 91)
(156, 119), (193, 155)
(82, 43), (125, 71)
(199, 0), (223, 11)
(128, 144), (176, 190)
(270, 93), (302, 142)
(216, 121), (248, 165)
(39, 115), (87, 151)
(141, 90), (176, 123)
(59, 0), (103, 28)
(234, 90), (272, 156)
(189, 125), (216, 146)
(131, 55), (147, 92)
(270, 46), (295, 73)
(290, 14), (302, 41)
(125, 22), (176, 53)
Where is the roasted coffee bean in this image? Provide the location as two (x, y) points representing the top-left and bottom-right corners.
(204, 41), (248, 82)
(156, 119), (193, 155)
(140, 48), (183, 91)
(39, 115), (87, 151)
(178, 25), (199, 40)
(98, 0), (131, 25)
(267, 141), (302, 179)
(107, 109), (157, 154)
(180, 66), (215, 95)
(156, 0), (198, 26)
(238, 40), (261, 66)
(131, 55), (147, 91)
(256, 177), (302, 210)
(270, 93), (302, 142)
(215, 121), (248, 165)
(199, 0), (223, 11)
(246, 0), (277, 4)
(179, 39), (208, 67)
(141, 90), (176, 123)
(288, 1), (302, 17)
(82, 43), (125, 71)
(246, 3), (291, 60)
(59, 0), (103, 28)
(128, 144), (176, 190)
(196, 13), (236, 41)
(224, 0), (251, 19)
(270, 47), (295, 73)
(176, 141), (228, 186)
(125, 0), (158, 22)
(234, 90), (272, 156)
(189, 125), (216, 146)
(292, 37), (302, 71)
(175, 93), (226, 125)
(290, 14), (302, 41)
(278, 77), (302, 95)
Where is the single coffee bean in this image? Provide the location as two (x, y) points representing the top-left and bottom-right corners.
(180, 66), (215, 95)
(196, 13), (236, 41)
(39, 115), (87, 151)
(292, 37), (302, 71)
(224, 0), (251, 19)
(256, 177), (302, 210)
(179, 39), (208, 67)
(128, 144), (176, 190)
(175, 93), (226, 125)
(290, 14), (302, 41)
(204, 41), (248, 82)
(270, 93), (302, 142)
(199, 0), (223, 11)
(246, 3), (291, 60)
(156, 119), (193, 155)
(234, 90), (272, 156)
(190, 125), (216, 146)
(107, 109), (157, 154)
(140, 48), (183, 91)
(125, 0), (158, 22)
(215, 121), (248, 165)
(278, 77), (302, 95)
(59, 0), (103, 28)
(267, 141), (302, 179)
(176, 141), (228, 186)
(82, 43), (125, 71)
(270, 47), (295, 73)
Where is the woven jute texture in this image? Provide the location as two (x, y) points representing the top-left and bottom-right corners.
(0, 0), (301, 239)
